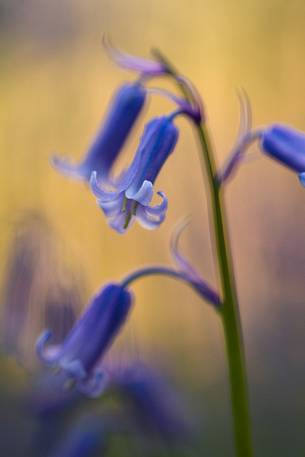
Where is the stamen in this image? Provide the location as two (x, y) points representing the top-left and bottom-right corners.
(124, 211), (133, 229)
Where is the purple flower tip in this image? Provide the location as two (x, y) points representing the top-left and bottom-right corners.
(261, 124), (305, 174)
(103, 37), (167, 76)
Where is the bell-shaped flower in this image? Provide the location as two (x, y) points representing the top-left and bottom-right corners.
(90, 114), (179, 233)
(260, 124), (305, 181)
(36, 283), (133, 397)
(53, 83), (146, 181)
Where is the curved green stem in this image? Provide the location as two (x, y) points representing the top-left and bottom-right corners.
(152, 50), (253, 455)
(196, 124), (253, 457)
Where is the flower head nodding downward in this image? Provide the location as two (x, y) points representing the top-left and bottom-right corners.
(259, 124), (305, 185)
(53, 83), (146, 182)
(36, 283), (133, 397)
(90, 113), (179, 233)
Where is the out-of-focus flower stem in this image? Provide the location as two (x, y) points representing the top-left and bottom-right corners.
(196, 123), (253, 457)
(152, 49), (253, 455)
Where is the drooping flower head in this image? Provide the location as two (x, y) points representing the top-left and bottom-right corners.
(36, 283), (133, 396)
(90, 113), (179, 233)
(53, 83), (146, 181)
(259, 124), (305, 183)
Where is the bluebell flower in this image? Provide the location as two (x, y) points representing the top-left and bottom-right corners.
(36, 283), (133, 397)
(90, 114), (179, 233)
(260, 125), (305, 184)
(112, 363), (193, 444)
(53, 83), (146, 181)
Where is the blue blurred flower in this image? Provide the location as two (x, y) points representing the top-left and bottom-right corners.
(53, 83), (146, 181)
(36, 283), (133, 396)
(90, 114), (179, 233)
(260, 124), (305, 179)
(47, 414), (105, 457)
(112, 363), (193, 444)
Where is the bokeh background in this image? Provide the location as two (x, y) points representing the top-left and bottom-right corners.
(0, 0), (305, 455)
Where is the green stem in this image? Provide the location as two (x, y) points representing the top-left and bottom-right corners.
(152, 50), (252, 454)
(196, 124), (253, 457)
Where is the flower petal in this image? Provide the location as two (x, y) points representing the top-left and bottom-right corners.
(126, 180), (154, 205)
(99, 194), (124, 217)
(90, 171), (120, 202)
(104, 38), (166, 76)
(145, 191), (168, 216)
(109, 212), (136, 234)
(52, 156), (85, 180)
(299, 172), (305, 186)
(78, 370), (109, 398)
(36, 330), (60, 364)
(60, 359), (87, 381)
(136, 205), (166, 230)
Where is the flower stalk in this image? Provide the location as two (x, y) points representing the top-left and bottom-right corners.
(152, 47), (253, 454)
(196, 123), (253, 457)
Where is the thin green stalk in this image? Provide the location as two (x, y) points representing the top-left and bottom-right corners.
(196, 124), (253, 457)
(152, 49), (252, 454)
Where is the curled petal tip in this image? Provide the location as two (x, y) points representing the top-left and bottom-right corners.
(299, 172), (305, 186)
(126, 180), (154, 205)
(60, 359), (87, 381)
(52, 155), (84, 180)
(79, 371), (109, 398)
(90, 171), (119, 202)
(36, 329), (55, 364)
(170, 219), (221, 307)
(103, 37), (166, 76)
(170, 218), (192, 268)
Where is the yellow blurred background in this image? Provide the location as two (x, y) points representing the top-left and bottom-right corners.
(0, 1), (305, 455)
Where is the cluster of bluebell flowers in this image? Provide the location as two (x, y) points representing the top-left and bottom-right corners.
(39, 43), (305, 392)
(33, 42), (305, 457)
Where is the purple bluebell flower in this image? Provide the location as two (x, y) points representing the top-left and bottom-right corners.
(90, 114), (179, 233)
(36, 283), (133, 396)
(112, 363), (193, 444)
(260, 124), (305, 180)
(53, 83), (146, 181)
